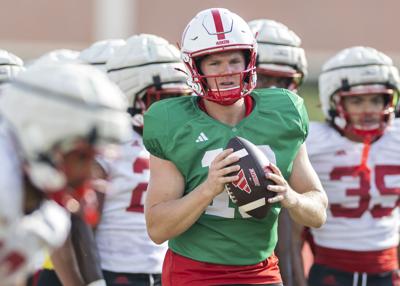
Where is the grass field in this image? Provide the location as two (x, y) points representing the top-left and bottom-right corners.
(298, 82), (324, 122)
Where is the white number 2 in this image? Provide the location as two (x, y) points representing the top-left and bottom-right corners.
(201, 146), (276, 218)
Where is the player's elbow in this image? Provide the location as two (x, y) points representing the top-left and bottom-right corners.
(146, 223), (168, 245)
(145, 211), (168, 244)
(309, 196), (328, 228)
(309, 210), (327, 228)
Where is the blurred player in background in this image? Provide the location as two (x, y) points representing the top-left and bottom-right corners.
(248, 18), (308, 286)
(0, 49), (24, 89)
(79, 39), (126, 72)
(32, 49), (80, 66)
(94, 33), (191, 286)
(0, 63), (131, 285)
(35, 45), (125, 286)
(248, 19), (307, 92)
(143, 8), (327, 286)
(38, 34), (191, 286)
(303, 46), (400, 286)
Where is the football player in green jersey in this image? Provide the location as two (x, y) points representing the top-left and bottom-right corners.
(248, 18), (309, 286)
(143, 8), (327, 286)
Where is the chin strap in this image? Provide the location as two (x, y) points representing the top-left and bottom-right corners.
(205, 87), (243, 105)
(353, 135), (372, 181)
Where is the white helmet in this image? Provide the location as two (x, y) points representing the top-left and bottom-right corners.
(33, 49), (81, 66)
(181, 8), (257, 104)
(248, 19), (307, 91)
(107, 34), (191, 129)
(79, 39), (126, 72)
(0, 49), (24, 83)
(0, 63), (131, 191)
(319, 46), (400, 138)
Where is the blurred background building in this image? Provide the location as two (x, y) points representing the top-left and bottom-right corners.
(1, 0), (398, 119)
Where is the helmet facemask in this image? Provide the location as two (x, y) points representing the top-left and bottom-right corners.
(26, 130), (103, 225)
(330, 84), (395, 140)
(186, 49), (257, 105)
(256, 66), (304, 92)
(128, 79), (192, 133)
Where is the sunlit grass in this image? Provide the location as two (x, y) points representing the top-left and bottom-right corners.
(298, 82), (325, 122)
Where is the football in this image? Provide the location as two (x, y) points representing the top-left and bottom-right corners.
(225, 136), (276, 219)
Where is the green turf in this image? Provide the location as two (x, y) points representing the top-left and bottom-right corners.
(298, 82), (325, 122)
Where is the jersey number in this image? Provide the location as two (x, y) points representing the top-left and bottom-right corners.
(126, 157), (149, 213)
(330, 165), (400, 218)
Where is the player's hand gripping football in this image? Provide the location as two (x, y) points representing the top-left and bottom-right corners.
(265, 163), (299, 209)
(204, 148), (240, 197)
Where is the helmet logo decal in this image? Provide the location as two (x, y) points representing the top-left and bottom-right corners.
(216, 39), (230, 45)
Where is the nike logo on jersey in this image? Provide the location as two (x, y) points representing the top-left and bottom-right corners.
(196, 132), (208, 143)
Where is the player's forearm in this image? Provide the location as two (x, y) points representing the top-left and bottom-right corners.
(276, 209), (294, 286)
(291, 222), (308, 286)
(51, 234), (85, 286)
(287, 189), (327, 228)
(70, 215), (104, 285)
(146, 181), (216, 244)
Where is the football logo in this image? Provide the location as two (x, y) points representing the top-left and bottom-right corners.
(232, 169), (251, 194)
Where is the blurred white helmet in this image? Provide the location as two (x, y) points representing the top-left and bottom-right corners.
(319, 46), (400, 138)
(33, 49), (81, 66)
(248, 19), (307, 91)
(181, 8), (257, 104)
(107, 34), (191, 130)
(0, 49), (24, 83)
(0, 63), (131, 191)
(79, 39), (126, 72)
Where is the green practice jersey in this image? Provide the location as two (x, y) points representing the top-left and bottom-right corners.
(143, 88), (309, 265)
